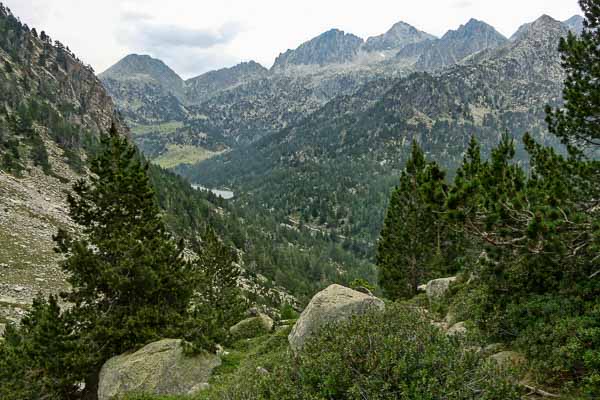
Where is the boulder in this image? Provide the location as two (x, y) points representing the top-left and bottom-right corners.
(288, 284), (384, 352)
(98, 339), (220, 400)
(230, 313), (274, 340)
(425, 277), (457, 301)
(447, 321), (468, 337)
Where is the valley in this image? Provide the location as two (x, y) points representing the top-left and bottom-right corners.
(0, 1), (598, 399)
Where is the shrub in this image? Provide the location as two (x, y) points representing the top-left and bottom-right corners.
(205, 303), (520, 399)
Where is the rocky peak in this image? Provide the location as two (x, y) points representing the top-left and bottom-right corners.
(363, 21), (435, 52)
(510, 15), (570, 42)
(100, 54), (186, 100)
(442, 18), (506, 42)
(414, 19), (507, 71)
(271, 29), (364, 71)
(563, 15), (585, 34)
(185, 60), (270, 103)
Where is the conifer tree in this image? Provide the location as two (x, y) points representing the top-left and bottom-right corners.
(0, 296), (83, 400)
(377, 142), (454, 300)
(546, 0), (600, 150)
(53, 124), (199, 388)
(185, 227), (246, 351)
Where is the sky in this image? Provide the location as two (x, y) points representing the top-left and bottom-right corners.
(5, 0), (582, 79)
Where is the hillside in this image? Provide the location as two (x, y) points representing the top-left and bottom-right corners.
(0, 3), (127, 323)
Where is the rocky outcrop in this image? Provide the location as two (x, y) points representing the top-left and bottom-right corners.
(97, 339), (220, 400)
(425, 277), (457, 302)
(230, 313), (274, 340)
(288, 284), (384, 352)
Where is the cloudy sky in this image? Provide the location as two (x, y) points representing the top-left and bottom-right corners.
(6, 0), (581, 79)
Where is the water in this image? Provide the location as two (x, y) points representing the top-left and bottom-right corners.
(191, 184), (234, 200)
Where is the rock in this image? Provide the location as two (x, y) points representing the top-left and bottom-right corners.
(256, 366), (269, 375)
(447, 321), (468, 337)
(489, 351), (527, 369)
(288, 284), (385, 352)
(97, 339), (220, 400)
(425, 277), (457, 302)
(230, 313), (274, 340)
(0, 323), (5, 336)
(417, 284), (427, 292)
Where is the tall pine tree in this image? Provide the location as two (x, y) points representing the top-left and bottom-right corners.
(377, 142), (456, 300)
(54, 124), (200, 391)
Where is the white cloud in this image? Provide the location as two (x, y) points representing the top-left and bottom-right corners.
(4, 0), (582, 79)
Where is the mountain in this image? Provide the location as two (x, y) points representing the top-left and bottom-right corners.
(271, 29), (364, 71)
(180, 15), (571, 246)
(563, 15), (585, 34)
(412, 19), (508, 71)
(99, 54), (188, 124)
(363, 21), (436, 52)
(185, 61), (269, 104)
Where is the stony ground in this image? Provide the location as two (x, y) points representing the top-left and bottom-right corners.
(0, 139), (79, 324)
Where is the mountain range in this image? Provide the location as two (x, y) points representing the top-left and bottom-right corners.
(100, 15), (582, 167)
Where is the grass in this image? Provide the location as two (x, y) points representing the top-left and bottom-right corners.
(152, 145), (223, 169)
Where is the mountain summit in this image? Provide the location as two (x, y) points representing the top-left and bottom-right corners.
(414, 19), (508, 70)
(363, 21), (436, 52)
(100, 54), (185, 99)
(271, 29), (364, 71)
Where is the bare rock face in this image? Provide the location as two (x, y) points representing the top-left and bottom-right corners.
(425, 277), (457, 302)
(288, 284), (384, 352)
(97, 339), (220, 400)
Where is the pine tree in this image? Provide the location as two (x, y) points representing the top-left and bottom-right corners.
(546, 0), (600, 150)
(53, 124), (199, 390)
(377, 142), (454, 300)
(0, 296), (83, 400)
(185, 227), (246, 351)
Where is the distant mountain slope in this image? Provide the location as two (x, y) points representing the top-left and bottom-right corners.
(99, 54), (188, 124)
(181, 15), (570, 245)
(563, 15), (584, 33)
(185, 61), (270, 104)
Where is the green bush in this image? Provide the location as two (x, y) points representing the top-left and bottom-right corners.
(202, 303), (520, 400)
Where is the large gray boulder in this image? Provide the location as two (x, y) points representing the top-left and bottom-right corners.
(426, 277), (457, 301)
(98, 339), (220, 400)
(288, 284), (384, 352)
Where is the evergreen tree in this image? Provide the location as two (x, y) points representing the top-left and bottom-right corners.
(377, 142), (454, 300)
(0, 296), (84, 400)
(53, 124), (200, 391)
(546, 0), (600, 150)
(185, 227), (247, 351)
